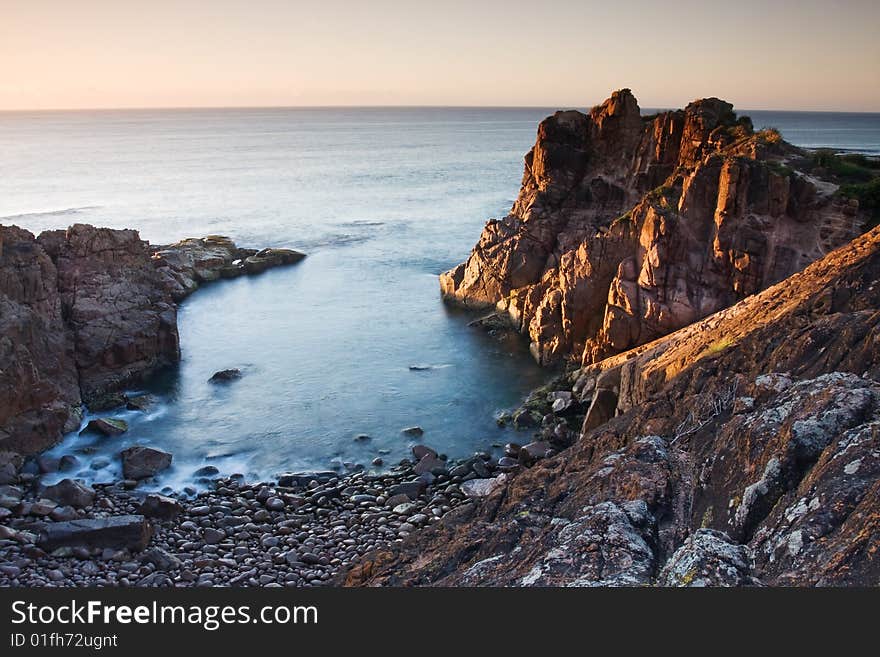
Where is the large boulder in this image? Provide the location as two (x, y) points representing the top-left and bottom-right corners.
(36, 515), (153, 552)
(138, 493), (183, 520)
(121, 446), (173, 480)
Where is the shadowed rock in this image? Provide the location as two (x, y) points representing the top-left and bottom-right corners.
(36, 515), (153, 552)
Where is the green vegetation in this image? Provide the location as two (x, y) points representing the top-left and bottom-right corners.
(765, 160), (794, 178)
(811, 148), (875, 183)
(840, 177), (880, 231)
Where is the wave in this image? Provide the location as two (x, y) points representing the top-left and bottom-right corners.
(0, 205), (101, 222)
(338, 220), (385, 227)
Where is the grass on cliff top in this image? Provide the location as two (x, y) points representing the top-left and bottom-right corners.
(793, 149), (880, 231)
(841, 177), (880, 231)
(810, 149), (877, 183)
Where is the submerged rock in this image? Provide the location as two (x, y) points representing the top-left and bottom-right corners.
(208, 368), (242, 384)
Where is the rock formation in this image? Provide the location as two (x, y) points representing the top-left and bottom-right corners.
(441, 89), (867, 365)
(343, 225), (880, 586)
(0, 224), (304, 457)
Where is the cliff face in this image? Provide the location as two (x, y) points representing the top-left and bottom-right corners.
(0, 224), (304, 457)
(0, 227), (81, 454)
(0, 225), (179, 454)
(38, 225), (181, 407)
(441, 89), (865, 365)
(344, 226), (880, 587)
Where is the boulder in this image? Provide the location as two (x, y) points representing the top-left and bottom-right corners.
(413, 454), (447, 476)
(519, 441), (553, 465)
(120, 446), (172, 480)
(277, 471), (337, 488)
(41, 478), (96, 508)
(208, 369), (241, 383)
(84, 417), (128, 436)
(411, 445), (437, 460)
(126, 395), (153, 411)
(36, 515), (153, 552)
(138, 493), (183, 520)
(387, 480), (427, 501)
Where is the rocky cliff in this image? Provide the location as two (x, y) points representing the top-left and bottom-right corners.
(0, 224), (304, 457)
(344, 226), (880, 586)
(441, 89), (868, 365)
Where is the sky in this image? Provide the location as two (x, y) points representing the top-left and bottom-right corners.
(1, 0), (879, 111)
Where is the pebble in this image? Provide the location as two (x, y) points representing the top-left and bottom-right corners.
(265, 497), (285, 511)
(0, 451), (494, 588)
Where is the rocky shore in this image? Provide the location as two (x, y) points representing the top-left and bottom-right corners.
(0, 223), (304, 456)
(342, 224), (880, 586)
(3, 90), (879, 588)
(0, 446), (509, 587)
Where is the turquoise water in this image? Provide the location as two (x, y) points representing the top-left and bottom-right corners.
(1, 106), (878, 490)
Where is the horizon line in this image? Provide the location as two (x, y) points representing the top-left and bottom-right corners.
(1, 103), (879, 115)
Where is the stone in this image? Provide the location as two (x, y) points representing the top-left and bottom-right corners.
(84, 417), (128, 436)
(41, 478), (96, 508)
(203, 528), (226, 544)
(387, 481), (427, 501)
(519, 441), (553, 465)
(141, 547), (182, 571)
(0, 463), (16, 485)
(36, 455), (60, 473)
(384, 493), (410, 508)
(36, 515), (153, 552)
(277, 471), (336, 488)
(461, 475), (508, 498)
(121, 446), (172, 479)
(138, 494), (183, 520)
(265, 497), (285, 511)
(193, 465), (220, 477)
(126, 395), (154, 411)
(58, 455), (80, 472)
(401, 426), (424, 437)
(413, 454), (447, 476)
(208, 368), (242, 383)
(411, 444), (437, 460)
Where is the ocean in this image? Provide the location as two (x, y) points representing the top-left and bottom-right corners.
(2, 106), (878, 491)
